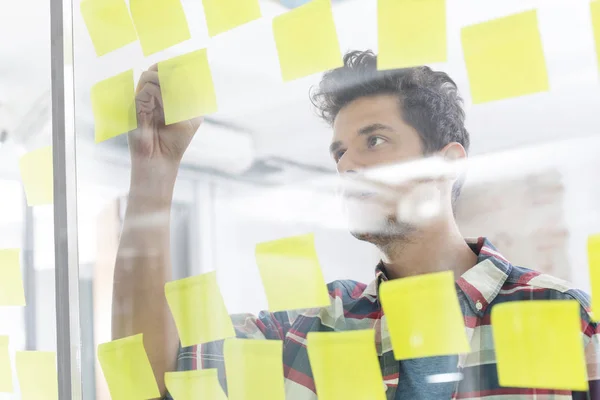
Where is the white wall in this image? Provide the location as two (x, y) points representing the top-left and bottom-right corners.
(561, 145), (600, 293)
(34, 269), (57, 352)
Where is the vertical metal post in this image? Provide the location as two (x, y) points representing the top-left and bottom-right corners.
(22, 195), (36, 350)
(50, 0), (83, 397)
(189, 181), (201, 275)
(195, 179), (217, 275)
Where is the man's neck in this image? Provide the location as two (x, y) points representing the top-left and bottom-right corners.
(379, 219), (477, 280)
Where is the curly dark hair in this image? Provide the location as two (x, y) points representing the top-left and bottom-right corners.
(310, 50), (470, 155)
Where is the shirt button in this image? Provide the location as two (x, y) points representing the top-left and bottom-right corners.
(475, 301), (483, 311)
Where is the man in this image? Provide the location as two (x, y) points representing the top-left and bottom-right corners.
(112, 50), (600, 399)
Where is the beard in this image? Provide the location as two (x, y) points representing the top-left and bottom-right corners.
(343, 197), (416, 246)
(342, 182), (441, 246)
(350, 218), (416, 247)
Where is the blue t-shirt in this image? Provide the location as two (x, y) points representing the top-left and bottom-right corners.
(395, 290), (465, 399)
(395, 355), (459, 399)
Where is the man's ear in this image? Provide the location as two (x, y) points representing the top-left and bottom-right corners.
(441, 142), (467, 161)
(437, 142), (468, 186)
(439, 143), (468, 209)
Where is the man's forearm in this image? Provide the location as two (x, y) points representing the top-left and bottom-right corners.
(111, 170), (180, 396)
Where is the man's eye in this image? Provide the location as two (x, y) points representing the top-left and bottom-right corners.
(367, 136), (386, 148)
(335, 150), (346, 163)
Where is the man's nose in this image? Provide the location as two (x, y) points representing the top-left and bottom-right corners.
(336, 150), (363, 174)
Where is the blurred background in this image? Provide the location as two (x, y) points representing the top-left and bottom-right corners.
(1, 0), (600, 398)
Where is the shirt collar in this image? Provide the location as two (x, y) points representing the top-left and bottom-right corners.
(374, 237), (512, 317)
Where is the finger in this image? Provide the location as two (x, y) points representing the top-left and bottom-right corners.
(136, 70), (160, 94)
(137, 81), (164, 108)
(136, 95), (155, 115)
(189, 116), (203, 132)
(149, 64), (158, 72)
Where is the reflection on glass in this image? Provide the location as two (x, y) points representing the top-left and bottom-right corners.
(0, 0), (596, 398)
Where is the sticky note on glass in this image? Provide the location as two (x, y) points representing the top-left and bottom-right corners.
(165, 271), (235, 347)
(97, 334), (160, 400)
(0, 249), (25, 306)
(19, 146), (53, 206)
(255, 233), (330, 312)
(130, 0), (191, 56)
(491, 300), (587, 390)
(202, 0), (261, 37)
(591, 2), (600, 75)
(16, 351), (58, 400)
(0, 336), (13, 393)
(307, 330), (386, 400)
(461, 10), (549, 104)
(378, 0), (446, 69)
(80, 0), (138, 56)
(165, 369), (227, 400)
(91, 70), (137, 143)
(589, 234), (600, 320)
(272, 0), (343, 81)
(380, 270), (469, 359)
(158, 49), (218, 125)
(224, 339), (285, 400)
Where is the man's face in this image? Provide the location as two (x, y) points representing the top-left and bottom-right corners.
(330, 94), (436, 242)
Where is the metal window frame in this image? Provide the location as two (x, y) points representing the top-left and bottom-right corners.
(22, 194), (36, 350)
(50, 0), (83, 397)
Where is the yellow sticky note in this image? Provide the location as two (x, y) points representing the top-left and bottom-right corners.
(224, 339), (285, 400)
(19, 147), (53, 206)
(461, 10), (549, 104)
(0, 249), (25, 306)
(97, 334), (160, 400)
(491, 300), (588, 391)
(80, 0), (138, 56)
(130, 0), (191, 56)
(202, 0), (261, 37)
(589, 234), (600, 320)
(91, 70), (137, 143)
(165, 369), (227, 400)
(158, 49), (218, 125)
(307, 330), (386, 400)
(0, 336), (13, 393)
(165, 271), (235, 347)
(378, 0), (446, 69)
(591, 2), (600, 75)
(272, 0), (343, 81)
(380, 270), (469, 360)
(16, 351), (58, 400)
(255, 233), (330, 312)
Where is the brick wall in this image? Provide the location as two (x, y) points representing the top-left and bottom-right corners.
(456, 169), (570, 280)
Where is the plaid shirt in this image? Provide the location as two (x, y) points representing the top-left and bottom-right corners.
(172, 238), (600, 399)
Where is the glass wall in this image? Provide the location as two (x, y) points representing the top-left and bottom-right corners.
(0, 0), (60, 398)
(2, 0), (600, 398)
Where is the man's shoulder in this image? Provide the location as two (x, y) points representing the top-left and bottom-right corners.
(502, 264), (591, 312)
